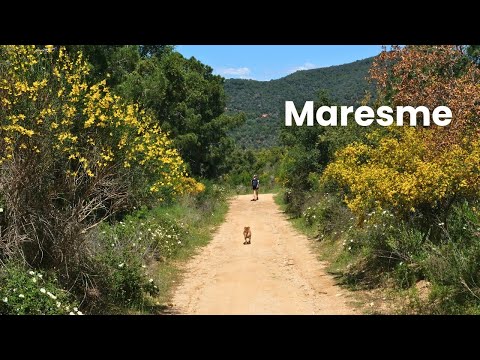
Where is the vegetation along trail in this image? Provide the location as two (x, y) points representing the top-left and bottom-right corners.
(172, 194), (355, 314)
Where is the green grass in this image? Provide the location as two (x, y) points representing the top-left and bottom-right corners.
(275, 190), (360, 266)
(88, 182), (234, 315)
(142, 196), (229, 314)
(273, 192), (321, 239)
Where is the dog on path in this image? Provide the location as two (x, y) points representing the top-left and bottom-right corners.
(243, 226), (251, 245)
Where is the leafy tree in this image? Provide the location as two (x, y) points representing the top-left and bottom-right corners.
(139, 45), (174, 58)
(64, 45), (123, 85)
(277, 90), (333, 190)
(369, 45), (480, 153)
(114, 50), (245, 178)
(68, 46), (245, 179)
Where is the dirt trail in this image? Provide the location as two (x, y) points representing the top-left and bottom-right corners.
(172, 194), (356, 314)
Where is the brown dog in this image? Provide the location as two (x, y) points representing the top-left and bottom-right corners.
(243, 226), (251, 245)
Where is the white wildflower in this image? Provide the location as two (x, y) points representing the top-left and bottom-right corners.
(132, 243), (136, 247)
(47, 291), (57, 300)
(149, 278), (154, 283)
(40, 288), (46, 294)
(73, 307), (78, 312)
(77, 311), (83, 315)
(19, 294), (25, 298)
(3, 297), (8, 303)
(37, 273), (43, 279)
(348, 246), (352, 251)
(0, 208), (3, 213)
(438, 222), (444, 226)
(28, 270), (35, 276)
(69, 312), (75, 315)
(32, 277), (37, 283)
(118, 263), (124, 268)
(142, 264), (146, 268)
(56, 301), (61, 308)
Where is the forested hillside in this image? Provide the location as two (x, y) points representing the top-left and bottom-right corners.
(225, 57), (374, 148)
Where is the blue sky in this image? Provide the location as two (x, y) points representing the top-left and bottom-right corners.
(176, 45), (383, 81)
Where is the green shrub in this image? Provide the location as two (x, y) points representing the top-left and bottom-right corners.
(337, 199), (480, 311)
(295, 192), (354, 243)
(94, 246), (150, 307)
(89, 211), (185, 308)
(282, 188), (306, 218)
(411, 201), (480, 310)
(88, 182), (227, 311)
(0, 263), (80, 315)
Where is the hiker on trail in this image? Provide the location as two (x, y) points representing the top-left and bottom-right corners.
(251, 175), (259, 201)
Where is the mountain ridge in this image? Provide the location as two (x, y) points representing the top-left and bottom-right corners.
(225, 56), (375, 148)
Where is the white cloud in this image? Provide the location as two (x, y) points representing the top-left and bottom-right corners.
(289, 62), (317, 73)
(216, 67), (253, 79)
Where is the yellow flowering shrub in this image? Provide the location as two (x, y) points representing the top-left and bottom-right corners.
(0, 45), (202, 198)
(322, 46), (480, 220)
(323, 127), (480, 217)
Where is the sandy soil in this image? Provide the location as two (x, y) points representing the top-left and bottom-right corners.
(172, 194), (356, 314)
